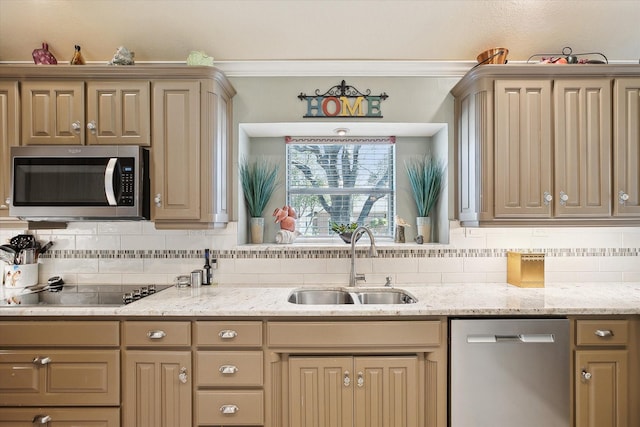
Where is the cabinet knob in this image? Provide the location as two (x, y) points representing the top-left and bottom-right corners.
(71, 121), (82, 132)
(543, 192), (553, 205)
(594, 329), (613, 338)
(220, 404), (239, 414)
(559, 191), (569, 206)
(154, 193), (162, 207)
(32, 415), (52, 424)
(357, 371), (365, 388)
(218, 329), (238, 339)
(147, 330), (167, 340)
(219, 364), (239, 375)
(619, 191), (630, 204)
(32, 356), (51, 365)
(87, 120), (97, 134)
(178, 367), (188, 384)
(581, 370), (592, 381)
(343, 370), (351, 387)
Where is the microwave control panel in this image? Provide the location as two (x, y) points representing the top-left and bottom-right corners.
(119, 158), (135, 206)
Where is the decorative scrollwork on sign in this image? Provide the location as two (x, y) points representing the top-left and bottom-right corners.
(298, 80), (388, 118)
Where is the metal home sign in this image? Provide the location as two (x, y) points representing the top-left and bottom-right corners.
(298, 80), (388, 118)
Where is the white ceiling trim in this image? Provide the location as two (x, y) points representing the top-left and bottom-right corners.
(214, 60), (477, 77)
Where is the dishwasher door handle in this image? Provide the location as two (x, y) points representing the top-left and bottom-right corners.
(467, 334), (556, 343)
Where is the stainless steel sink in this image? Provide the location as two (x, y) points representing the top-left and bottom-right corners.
(287, 289), (355, 305)
(354, 289), (417, 304)
(287, 288), (417, 305)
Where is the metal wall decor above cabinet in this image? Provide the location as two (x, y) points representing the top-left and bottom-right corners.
(452, 65), (640, 226)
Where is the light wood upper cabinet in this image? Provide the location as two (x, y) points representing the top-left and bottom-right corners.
(86, 81), (150, 146)
(494, 79), (552, 218)
(452, 65), (640, 226)
(613, 78), (640, 216)
(151, 80), (201, 221)
(554, 79), (611, 218)
(0, 81), (19, 216)
(21, 81), (85, 145)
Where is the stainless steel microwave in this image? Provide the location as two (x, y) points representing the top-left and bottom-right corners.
(10, 145), (150, 221)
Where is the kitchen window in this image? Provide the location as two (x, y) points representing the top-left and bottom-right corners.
(285, 136), (395, 238)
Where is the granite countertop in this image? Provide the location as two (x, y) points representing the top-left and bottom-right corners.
(1, 282), (640, 317)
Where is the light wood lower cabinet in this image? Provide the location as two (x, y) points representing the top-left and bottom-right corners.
(123, 350), (192, 427)
(0, 321), (120, 425)
(122, 321), (192, 427)
(289, 355), (420, 427)
(268, 320), (446, 427)
(0, 407), (120, 426)
(573, 318), (636, 427)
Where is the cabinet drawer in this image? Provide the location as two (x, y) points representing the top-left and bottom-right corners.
(268, 320), (441, 349)
(196, 351), (263, 387)
(576, 320), (629, 346)
(123, 321), (191, 347)
(0, 407), (120, 426)
(0, 349), (119, 406)
(0, 321), (119, 347)
(197, 390), (263, 425)
(195, 321), (262, 347)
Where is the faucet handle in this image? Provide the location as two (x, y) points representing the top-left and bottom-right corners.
(385, 276), (393, 287)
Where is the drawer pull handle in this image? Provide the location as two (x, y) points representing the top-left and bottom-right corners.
(178, 367), (188, 384)
(147, 330), (167, 340)
(594, 329), (613, 338)
(219, 364), (239, 375)
(220, 404), (239, 414)
(33, 414), (52, 424)
(32, 356), (51, 365)
(219, 329), (238, 339)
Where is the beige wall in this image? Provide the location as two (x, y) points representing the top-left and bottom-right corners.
(1, 0), (638, 63)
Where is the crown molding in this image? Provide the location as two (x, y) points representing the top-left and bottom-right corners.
(213, 60), (476, 77)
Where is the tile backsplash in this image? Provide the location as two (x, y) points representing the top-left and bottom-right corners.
(1, 221), (639, 287)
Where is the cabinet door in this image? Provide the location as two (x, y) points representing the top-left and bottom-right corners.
(494, 80), (553, 218)
(354, 356), (419, 427)
(123, 351), (191, 427)
(152, 81), (201, 221)
(613, 78), (640, 216)
(0, 407), (120, 426)
(0, 349), (119, 406)
(575, 350), (628, 427)
(0, 81), (19, 215)
(289, 356), (353, 427)
(554, 79), (612, 217)
(86, 81), (150, 146)
(21, 81), (84, 145)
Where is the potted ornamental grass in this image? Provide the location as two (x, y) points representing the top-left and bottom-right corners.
(405, 155), (445, 242)
(239, 157), (279, 243)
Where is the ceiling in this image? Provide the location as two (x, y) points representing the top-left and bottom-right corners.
(1, 0), (639, 68)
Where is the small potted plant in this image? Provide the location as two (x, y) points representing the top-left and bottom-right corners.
(405, 154), (445, 243)
(331, 222), (360, 244)
(239, 157), (279, 244)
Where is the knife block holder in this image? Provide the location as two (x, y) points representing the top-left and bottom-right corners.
(507, 252), (545, 288)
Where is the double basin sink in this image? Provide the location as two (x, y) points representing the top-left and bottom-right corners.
(288, 287), (417, 305)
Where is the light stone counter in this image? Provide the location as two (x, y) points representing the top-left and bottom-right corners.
(1, 282), (639, 317)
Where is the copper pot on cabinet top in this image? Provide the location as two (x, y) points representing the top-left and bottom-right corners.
(476, 47), (509, 65)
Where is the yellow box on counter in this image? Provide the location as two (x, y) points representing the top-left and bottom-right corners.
(507, 251), (545, 288)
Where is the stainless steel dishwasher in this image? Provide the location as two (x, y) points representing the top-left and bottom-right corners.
(450, 318), (569, 427)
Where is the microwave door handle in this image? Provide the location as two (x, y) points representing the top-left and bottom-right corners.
(104, 158), (118, 206)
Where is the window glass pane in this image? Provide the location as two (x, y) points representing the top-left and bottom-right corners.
(286, 138), (395, 238)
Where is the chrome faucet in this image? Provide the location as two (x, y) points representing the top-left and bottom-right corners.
(349, 226), (378, 287)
